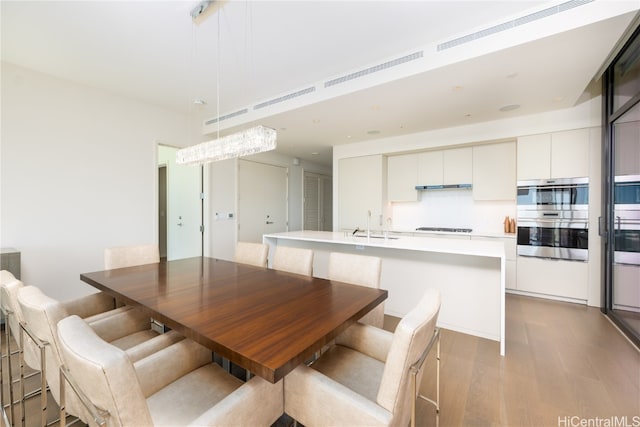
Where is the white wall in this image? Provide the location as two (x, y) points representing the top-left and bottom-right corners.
(0, 62), (193, 301)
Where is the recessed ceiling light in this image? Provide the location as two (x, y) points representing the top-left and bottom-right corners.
(465, 113), (472, 118)
(311, 152), (319, 155)
(312, 119), (320, 124)
(346, 135), (352, 139)
(552, 96), (564, 103)
(499, 104), (520, 112)
(279, 127), (287, 131)
(506, 73), (518, 79)
(367, 130), (380, 135)
(371, 105), (381, 111)
(453, 86), (463, 92)
(193, 98), (207, 105)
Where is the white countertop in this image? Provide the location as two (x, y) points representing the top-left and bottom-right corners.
(263, 230), (505, 259)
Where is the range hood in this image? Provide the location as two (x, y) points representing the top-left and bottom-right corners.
(415, 184), (472, 190)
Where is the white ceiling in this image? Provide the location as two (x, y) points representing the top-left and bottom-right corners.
(2, 1), (639, 166)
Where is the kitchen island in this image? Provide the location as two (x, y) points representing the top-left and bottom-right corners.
(264, 230), (506, 355)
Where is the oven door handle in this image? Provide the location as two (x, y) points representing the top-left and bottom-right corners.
(542, 212), (560, 217)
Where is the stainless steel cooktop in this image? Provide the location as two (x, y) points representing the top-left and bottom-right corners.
(416, 227), (473, 233)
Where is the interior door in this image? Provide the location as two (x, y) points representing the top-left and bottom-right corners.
(158, 145), (203, 260)
(304, 173), (320, 230)
(238, 160), (288, 243)
(303, 172), (333, 231)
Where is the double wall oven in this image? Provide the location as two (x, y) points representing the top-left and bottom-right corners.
(614, 175), (640, 265)
(516, 177), (589, 261)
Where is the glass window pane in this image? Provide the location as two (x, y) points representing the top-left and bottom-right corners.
(613, 35), (640, 112)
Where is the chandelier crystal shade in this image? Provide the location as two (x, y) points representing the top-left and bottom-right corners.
(176, 125), (277, 165)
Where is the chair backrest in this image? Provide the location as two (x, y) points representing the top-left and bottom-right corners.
(0, 269), (16, 285)
(272, 246), (314, 276)
(328, 252), (383, 327)
(235, 242), (269, 268)
(376, 288), (440, 427)
(16, 286), (85, 416)
(0, 272), (23, 341)
(57, 315), (153, 427)
(0, 278), (42, 369)
(104, 244), (159, 270)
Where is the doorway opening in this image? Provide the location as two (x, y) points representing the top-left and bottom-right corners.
(157, 145), (204, 260)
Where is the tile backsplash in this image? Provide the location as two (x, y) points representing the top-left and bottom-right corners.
(390, 189), (516, 233)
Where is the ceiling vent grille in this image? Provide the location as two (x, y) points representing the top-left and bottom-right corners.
(205, 108), (249, 126)
(324, 51), (424, 88)
(437, 0), (594, 51)
(253, 86), (316, 110)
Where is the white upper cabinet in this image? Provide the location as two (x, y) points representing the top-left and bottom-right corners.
(444, 147), (473, 184)
(387, 154), (418, 202)
(416, 147), (472, 186)
(472, 141), (516, 200)
(551, 129), (590, 178)
(517, 134), (551, 180)
(338, 155), (386, 230)
(517, 129), (590, 180)
(417, 151), (443, 185)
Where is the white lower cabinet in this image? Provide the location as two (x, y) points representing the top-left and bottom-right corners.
(516, 256), (588, 301)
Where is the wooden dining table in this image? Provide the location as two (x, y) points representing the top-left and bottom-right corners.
(80, 256), (387, 383)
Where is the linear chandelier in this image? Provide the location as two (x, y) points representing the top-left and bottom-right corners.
(177, 2), (277, 165)
(176, 125), (277, 165)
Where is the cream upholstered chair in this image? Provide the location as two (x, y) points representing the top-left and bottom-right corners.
(0, 275), (124, 425)
(104, 243), (164, 331)
(17, 286), (183, 424)
(235, 241), (269, 268)
(57, 315), (284, 427)
(328, 252), (383, 328)
(104, 243), (159, 270)
(272, 246), (314, 276)
(284, 288), (441, 427)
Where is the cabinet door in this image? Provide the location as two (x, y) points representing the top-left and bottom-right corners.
(516, 257), (588, 300)
(472, 142), (516, 200)
(387, 154), (418, 202)
(551, 129), (590, 178)
(517, 134), (551, 180)
(443, 147), (472, 184)
(338, 155), (384, 230)
(417, 151), (443, 185)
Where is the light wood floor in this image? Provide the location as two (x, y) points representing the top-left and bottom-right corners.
(2, 294), (639, 427)
(403, 294), (640, 426)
